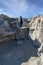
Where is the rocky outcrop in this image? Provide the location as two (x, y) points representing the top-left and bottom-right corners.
(16, 27), (29, 39)
(0, 14), (29, 45)
(28, 15), (43, 47)
(0, 14), (43, 47)
(37, 42), (43, 65)
(16, 27), (29, 45)
(0, 27), (29, 45)
(27, 15), (43, 65)
(0, 32), (16, 44)
(0, 14), (43, 65)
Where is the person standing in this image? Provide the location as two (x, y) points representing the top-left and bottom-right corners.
(19, 16), (23, 27)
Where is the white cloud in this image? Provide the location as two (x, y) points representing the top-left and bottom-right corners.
(1, 0), (29, 16)
(0, 0), (43, 17)
(0, 8), (3, 12)
(2, 0), (37, 16)
(0, 8), (4, 14)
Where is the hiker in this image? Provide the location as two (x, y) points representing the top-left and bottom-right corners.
(19, 16), (23, 27)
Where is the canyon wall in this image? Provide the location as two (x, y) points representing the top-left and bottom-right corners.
(0, 14), (43, 47)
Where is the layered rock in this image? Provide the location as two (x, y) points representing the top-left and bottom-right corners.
(0, 14), (43, 47)
(0, 14), (29, 45)
(37, 42), (43, 65)
(27, 15), (43, 65)
(0, 32), (16, 44)
(16, 27), (29, 45)
(0, 14), (43, 65)
(28, 15), (43, 47)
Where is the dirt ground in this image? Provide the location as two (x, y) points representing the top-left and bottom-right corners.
(0, 39), (39, 65)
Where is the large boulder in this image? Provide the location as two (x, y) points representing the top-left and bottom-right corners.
(16, 27), (29, 39)
(16, 27), (29, 45)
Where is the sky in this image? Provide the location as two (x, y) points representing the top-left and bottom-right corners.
(0, 0), (43, 18)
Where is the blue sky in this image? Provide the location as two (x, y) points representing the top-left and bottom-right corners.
(0, 0), (43, 18)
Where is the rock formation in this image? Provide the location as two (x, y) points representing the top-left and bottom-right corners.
(0, 14), (43, 46)
(0, 14), (29, 44)
(27, 15), (43, 47)
(16, 27), (29, 45)
(27, 15), (43, 65)
(0, 14), (43, 65)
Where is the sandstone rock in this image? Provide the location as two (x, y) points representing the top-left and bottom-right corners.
(38, 42), (43, 65)
(16, 27), (29, 45)
(29, 15), (43, 47)
(16, 27), (29, 40)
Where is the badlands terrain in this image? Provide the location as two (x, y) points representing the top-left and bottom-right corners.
(0, 14), (43, 65)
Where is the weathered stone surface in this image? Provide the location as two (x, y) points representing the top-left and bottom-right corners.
(27, 15), (43, 65)
(1, 14), (43, 65)
(16, 27), (29, 45)
(29, 15), (43, 47)
(38, 42), (43, 65)
(16, 27), (29, 40)
(0, 32), (16, 44)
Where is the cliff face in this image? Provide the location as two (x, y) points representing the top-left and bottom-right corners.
(0, 14), (19, 32)
(0, 14), (29, 44)
(0, 14), (43, 65)
(27, 15), (43, 46)
(0, 14), (43, 46)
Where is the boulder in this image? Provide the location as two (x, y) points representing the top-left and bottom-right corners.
(16, 27), (29, 45)
(16, 27), (29, 40)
